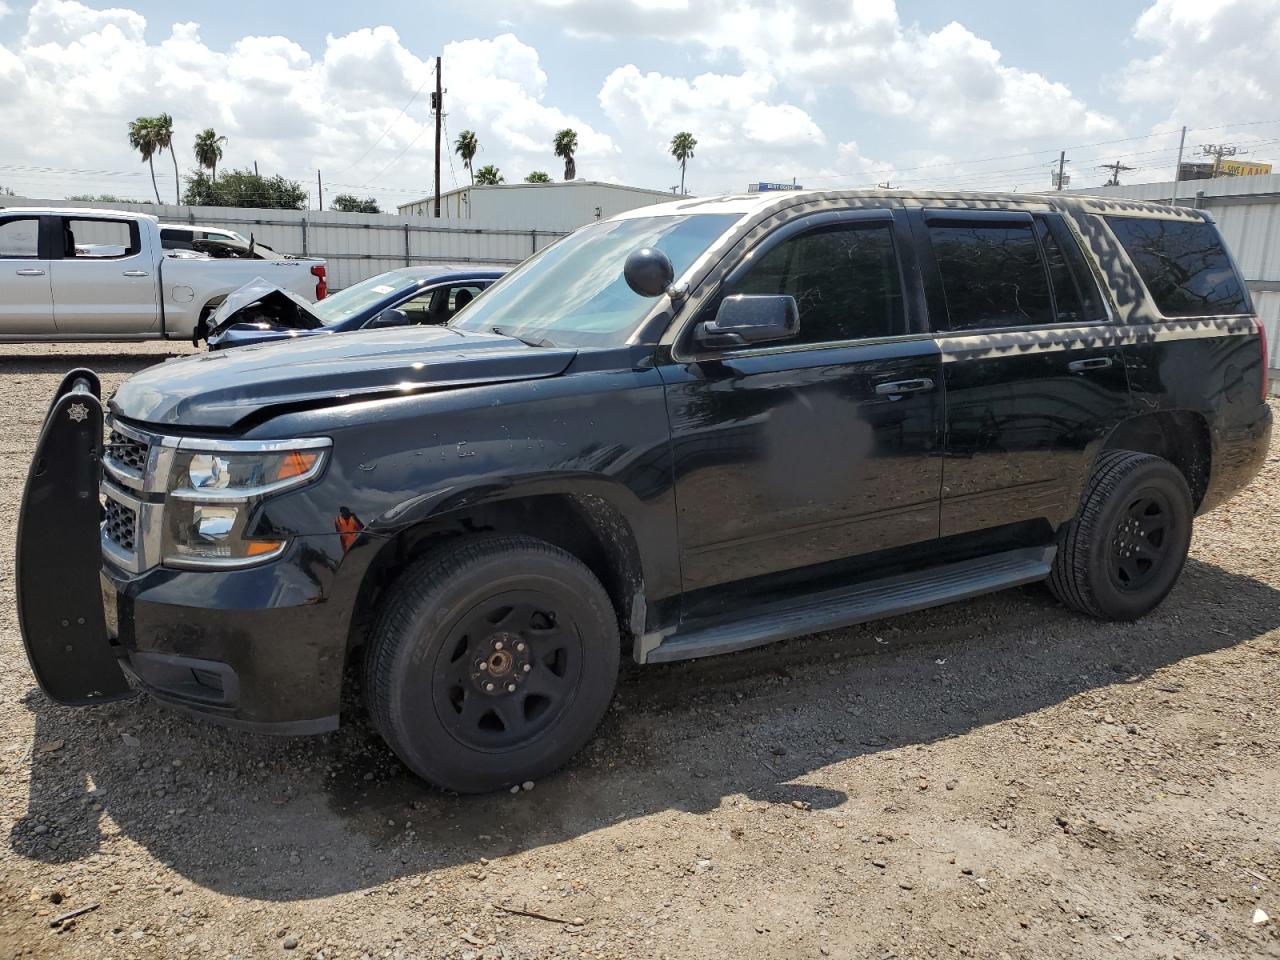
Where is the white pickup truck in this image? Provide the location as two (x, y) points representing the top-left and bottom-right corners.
(0, 207), (326, 341)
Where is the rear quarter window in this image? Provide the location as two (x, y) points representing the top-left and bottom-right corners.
(1106, 216), (1249, 318)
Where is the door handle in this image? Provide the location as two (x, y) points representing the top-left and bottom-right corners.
(1067, 357), (1113, 373)
(875, 377), (935, 397)
(15, 268), (45, 277)
(122, 270), (149, 278)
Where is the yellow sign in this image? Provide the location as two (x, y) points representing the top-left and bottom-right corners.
(1220, 159), (1272, 177)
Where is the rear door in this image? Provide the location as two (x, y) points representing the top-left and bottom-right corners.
(50, 216), (160, 336)
(912, 208), (1132, 539)
(661, 208), (944, 592)
(0, 214), (54, 336)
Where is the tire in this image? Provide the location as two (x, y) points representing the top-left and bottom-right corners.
(365, 535), (620, 793)
(1049, 451), (1193, 620)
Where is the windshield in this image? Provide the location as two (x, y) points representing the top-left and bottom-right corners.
(449, 213), (739, 347)
(311, 272), (413, 326)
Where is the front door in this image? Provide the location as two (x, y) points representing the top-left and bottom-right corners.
(660, 210), (943, 593)
(50, 216), (159, 336)
(0, 214), (54, 336)
(912, 208), (1132, 538)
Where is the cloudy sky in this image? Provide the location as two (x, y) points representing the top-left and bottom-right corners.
(1, 0), (1278, 209)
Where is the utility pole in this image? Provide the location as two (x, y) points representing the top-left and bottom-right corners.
(316, 170), (323, 211)
(253, 161), (259, 177)
(432, 56), (443, 218)
(1098, 160), (1135, 187)
(1171, 125), (1187, 202)
(1052, 151), (1070, 190)
(1202, 143), (1244, 178)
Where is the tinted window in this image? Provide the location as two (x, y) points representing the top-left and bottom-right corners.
(0, 218), (39, 258)
(928, 221), (1052, 330)
(64, 218), (140, 259)
(731, 222), (903, 344)
(161, 228), (193, 250)
(1106, 216), (1248, 317)
(1034, 218), (1107, 323)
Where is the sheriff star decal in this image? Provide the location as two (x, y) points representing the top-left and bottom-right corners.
(67, 403), (89, 423)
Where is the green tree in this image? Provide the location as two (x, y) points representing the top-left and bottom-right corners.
(553, 128), (578, 181)
(127, 116), (164, 205)
(331, 194), (381, 213)
(670, 131), (697, 195)
(524, 171), (551, 183)
(182, 169), (308, 209)
(67, 193), (137, 203)
(151, 113), (180, 204)
(193, 128), (227, 183)
(454, 129), (479, 186)
(474, 164), (504, 185)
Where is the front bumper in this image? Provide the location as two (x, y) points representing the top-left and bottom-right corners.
(103, 539), (348, 733)
(17, 370), (360, 733)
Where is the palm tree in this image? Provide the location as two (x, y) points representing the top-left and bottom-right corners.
(474, 164), (504, 185)
(128, 117), (163, 205)
(553, 128), (578, 181)
(455, 130), (479, 186)
(194, 128), (227, 183)
(524, 171), (551, 183)
(670, 132), (697, 195)
(150, 113), (179, 204)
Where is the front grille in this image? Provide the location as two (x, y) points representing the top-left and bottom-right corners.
(103, 497), (137, 552)
(107, 429), (149, 475)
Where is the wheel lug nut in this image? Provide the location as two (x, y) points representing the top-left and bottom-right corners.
(478, 662), (489, 671)
(522, 664), (531, 673)
(516, 642), (526, 652)
(507, 683), (517, 692)
(485, 682), (495, 691)
(494, 641), (504, 651)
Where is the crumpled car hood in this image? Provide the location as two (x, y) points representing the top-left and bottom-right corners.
(205, 278), (324, 339)
(111, 326), (577, 429)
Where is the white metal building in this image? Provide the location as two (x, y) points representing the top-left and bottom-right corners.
(396, 181), (678, 232)
(1070, 173), (1280, 388)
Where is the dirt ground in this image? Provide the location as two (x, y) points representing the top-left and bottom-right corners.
(0, 343), (1277, 960)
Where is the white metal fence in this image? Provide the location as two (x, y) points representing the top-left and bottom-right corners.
(1, 198), (569, 290)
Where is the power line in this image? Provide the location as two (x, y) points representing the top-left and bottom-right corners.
(336, 58), (438, 177)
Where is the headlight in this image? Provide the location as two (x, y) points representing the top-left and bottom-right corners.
(162, 438), (330, 568)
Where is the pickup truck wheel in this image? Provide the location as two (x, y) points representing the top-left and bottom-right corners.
(1048, 451), (1193, 621)
(365, 535), (620, 793)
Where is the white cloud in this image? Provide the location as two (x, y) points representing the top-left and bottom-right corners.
(1115, 0), (1280, 126)
(0, 2), (614, 206)
(598, 65), (824, 192)
(0, 2), (14, 19)
(524, 0), (1119, 142)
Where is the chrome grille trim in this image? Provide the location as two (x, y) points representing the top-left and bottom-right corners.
(101, 481), (164, 575)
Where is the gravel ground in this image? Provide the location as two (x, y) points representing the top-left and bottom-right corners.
(0, 343), (1278, 960)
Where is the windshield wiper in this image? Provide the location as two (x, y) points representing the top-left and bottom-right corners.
(492, 325), (554, 348)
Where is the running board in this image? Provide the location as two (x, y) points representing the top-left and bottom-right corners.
(640, 546), (1055, 664)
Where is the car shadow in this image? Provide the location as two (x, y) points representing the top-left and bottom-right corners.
(10, 557), (1279, 900)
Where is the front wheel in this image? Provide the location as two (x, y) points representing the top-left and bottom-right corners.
(365, 535), (620, 793)
(1049, 451), (1194, 620)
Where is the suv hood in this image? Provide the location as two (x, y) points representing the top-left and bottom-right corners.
(111, 327), (577, 429)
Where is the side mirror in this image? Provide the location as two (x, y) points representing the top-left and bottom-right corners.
(623, 246), (675, 298)
(370, 307), (411, 329)
(695, 294), (800, 349)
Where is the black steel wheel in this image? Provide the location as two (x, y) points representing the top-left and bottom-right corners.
(1107, 489), (1176, 593)
(365, 535), (619, 793)
(433, 592), (583, 752)
(1049, 451), (1193, 621)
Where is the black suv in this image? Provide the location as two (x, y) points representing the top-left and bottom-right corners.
(18, 190), (1272, 793)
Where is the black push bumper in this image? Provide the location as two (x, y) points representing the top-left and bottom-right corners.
(16, 370), (132, 705)
(17, 371), (351, 733)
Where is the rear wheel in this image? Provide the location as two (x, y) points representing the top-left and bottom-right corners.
(365, 535), (619, 793)
(1049, 451), (1193, 620)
